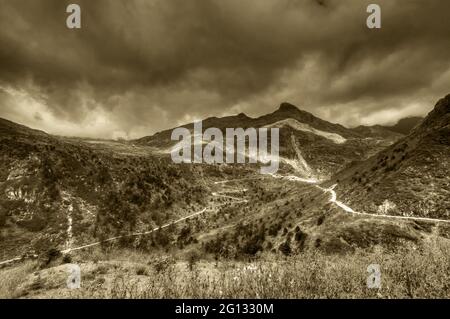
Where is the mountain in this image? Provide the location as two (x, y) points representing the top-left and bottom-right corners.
(0, 118), (48, 138)
(351, 125), (405, 140)
(1, 100), (442, 263)
(331, 95), (450, 219)
(255, 102), (357, 139)
(137, 102), (361, 147)
(385, 116), (423, 134)
(0, 119), (210, 260)
(353, 117), (423, 138)
(136, 102), (401, 179)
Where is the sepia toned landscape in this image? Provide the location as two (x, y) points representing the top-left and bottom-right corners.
(0, 0), (449, 299)
(1, 95), (449, 298)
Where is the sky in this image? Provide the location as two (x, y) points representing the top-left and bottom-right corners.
(0, 0), (449, 139)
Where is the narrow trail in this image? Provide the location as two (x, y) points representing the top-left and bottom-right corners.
(270, 170), (450, 224)
(2, 171), (449, 266)
(320, 185), (450, 224)
(283, 140), (450, 224)
(314, 184), (356, 213)
(214, 177), (266, 185)
(0, 186), (248, 265)
(0, 257), (22, 267)
(62, 207), (209, 254)
(61, 192), (74, 251)
(66, 204), (73, 250)
(62, 191), (248, 254)
(212, 192), (249, 202)
(289, 179), (450, 224)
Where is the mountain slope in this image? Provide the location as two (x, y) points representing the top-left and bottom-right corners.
(331, 94), (450, 219)
(135, 103), (400, 179)
(0, 119), (210, 260)
(386, 116), (423, 134)
(0, 99), (445, 266)
(351, 125), (405, 140)
(352, 117), (423, 138)
(0, 118), (48, 138)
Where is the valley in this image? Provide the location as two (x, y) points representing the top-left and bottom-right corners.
(0, 96), (449, 299)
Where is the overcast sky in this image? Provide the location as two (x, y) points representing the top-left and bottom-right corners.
(0, 0), (449, 139)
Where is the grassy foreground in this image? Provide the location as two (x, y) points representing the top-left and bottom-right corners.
(1, 237), (449, 299)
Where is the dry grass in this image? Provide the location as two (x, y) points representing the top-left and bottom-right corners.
(2, 237), (449, 299)
(0, 261), (38, 298)
(81, 238), (450, 299)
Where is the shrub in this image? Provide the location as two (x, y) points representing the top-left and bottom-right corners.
(135, 266), (148, 276)
(187, 251), (201, 271)
(62, 254), (72, 264)
(317, 216), (325, 226)
(152, 257), (174, 273)
(278, 241), (291, 256)
(241, 237), (263, 256)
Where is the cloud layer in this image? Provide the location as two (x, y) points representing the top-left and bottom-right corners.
(0, 0), (449, 138)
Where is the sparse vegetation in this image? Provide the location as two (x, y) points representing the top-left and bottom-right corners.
(2, 238), (449, 299)
(0, 94), (448, 299)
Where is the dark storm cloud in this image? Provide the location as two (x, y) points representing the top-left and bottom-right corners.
(0, 0), (449, 138)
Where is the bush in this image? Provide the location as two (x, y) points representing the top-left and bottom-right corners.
(152, 257), (174, 273)
(40, 248), (61, 267)
(317, 216), (325, 226)
(278, 241), (291, 256)
(136, 266), (149, 276)
(62, 254), (72, 264)
(241, 237), (263, 256)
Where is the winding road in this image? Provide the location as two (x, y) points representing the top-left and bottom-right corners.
(318, 183), (450, 224)
(217, 174), (450, 224)
(0, 257), (22, 267)
(62, 207), (209, 254)
(1, 172), (449, 267)
(0, 186), (249, 266)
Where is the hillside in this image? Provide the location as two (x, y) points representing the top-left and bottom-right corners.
(351, 125), (405, 140)
(0, 121), (212, 260)
(0, 118), (48, 138)
(1, 98), (449, 300)
(136, 103), (402, 179)
(386, 117), (424, 135)
(1, 97), (447, 272)
(331, 95), (450, 220)
(353, 117), (423, 137)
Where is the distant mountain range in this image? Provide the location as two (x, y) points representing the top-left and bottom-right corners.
(353, 116), (423, 137)
(385, 116), (424, 134)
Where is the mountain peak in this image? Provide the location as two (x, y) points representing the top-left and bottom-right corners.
(277, 102), (300, 113)
(433, 93), (450, 115)
(237, 112), (250, 119)
(414, 93), (450, 133)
